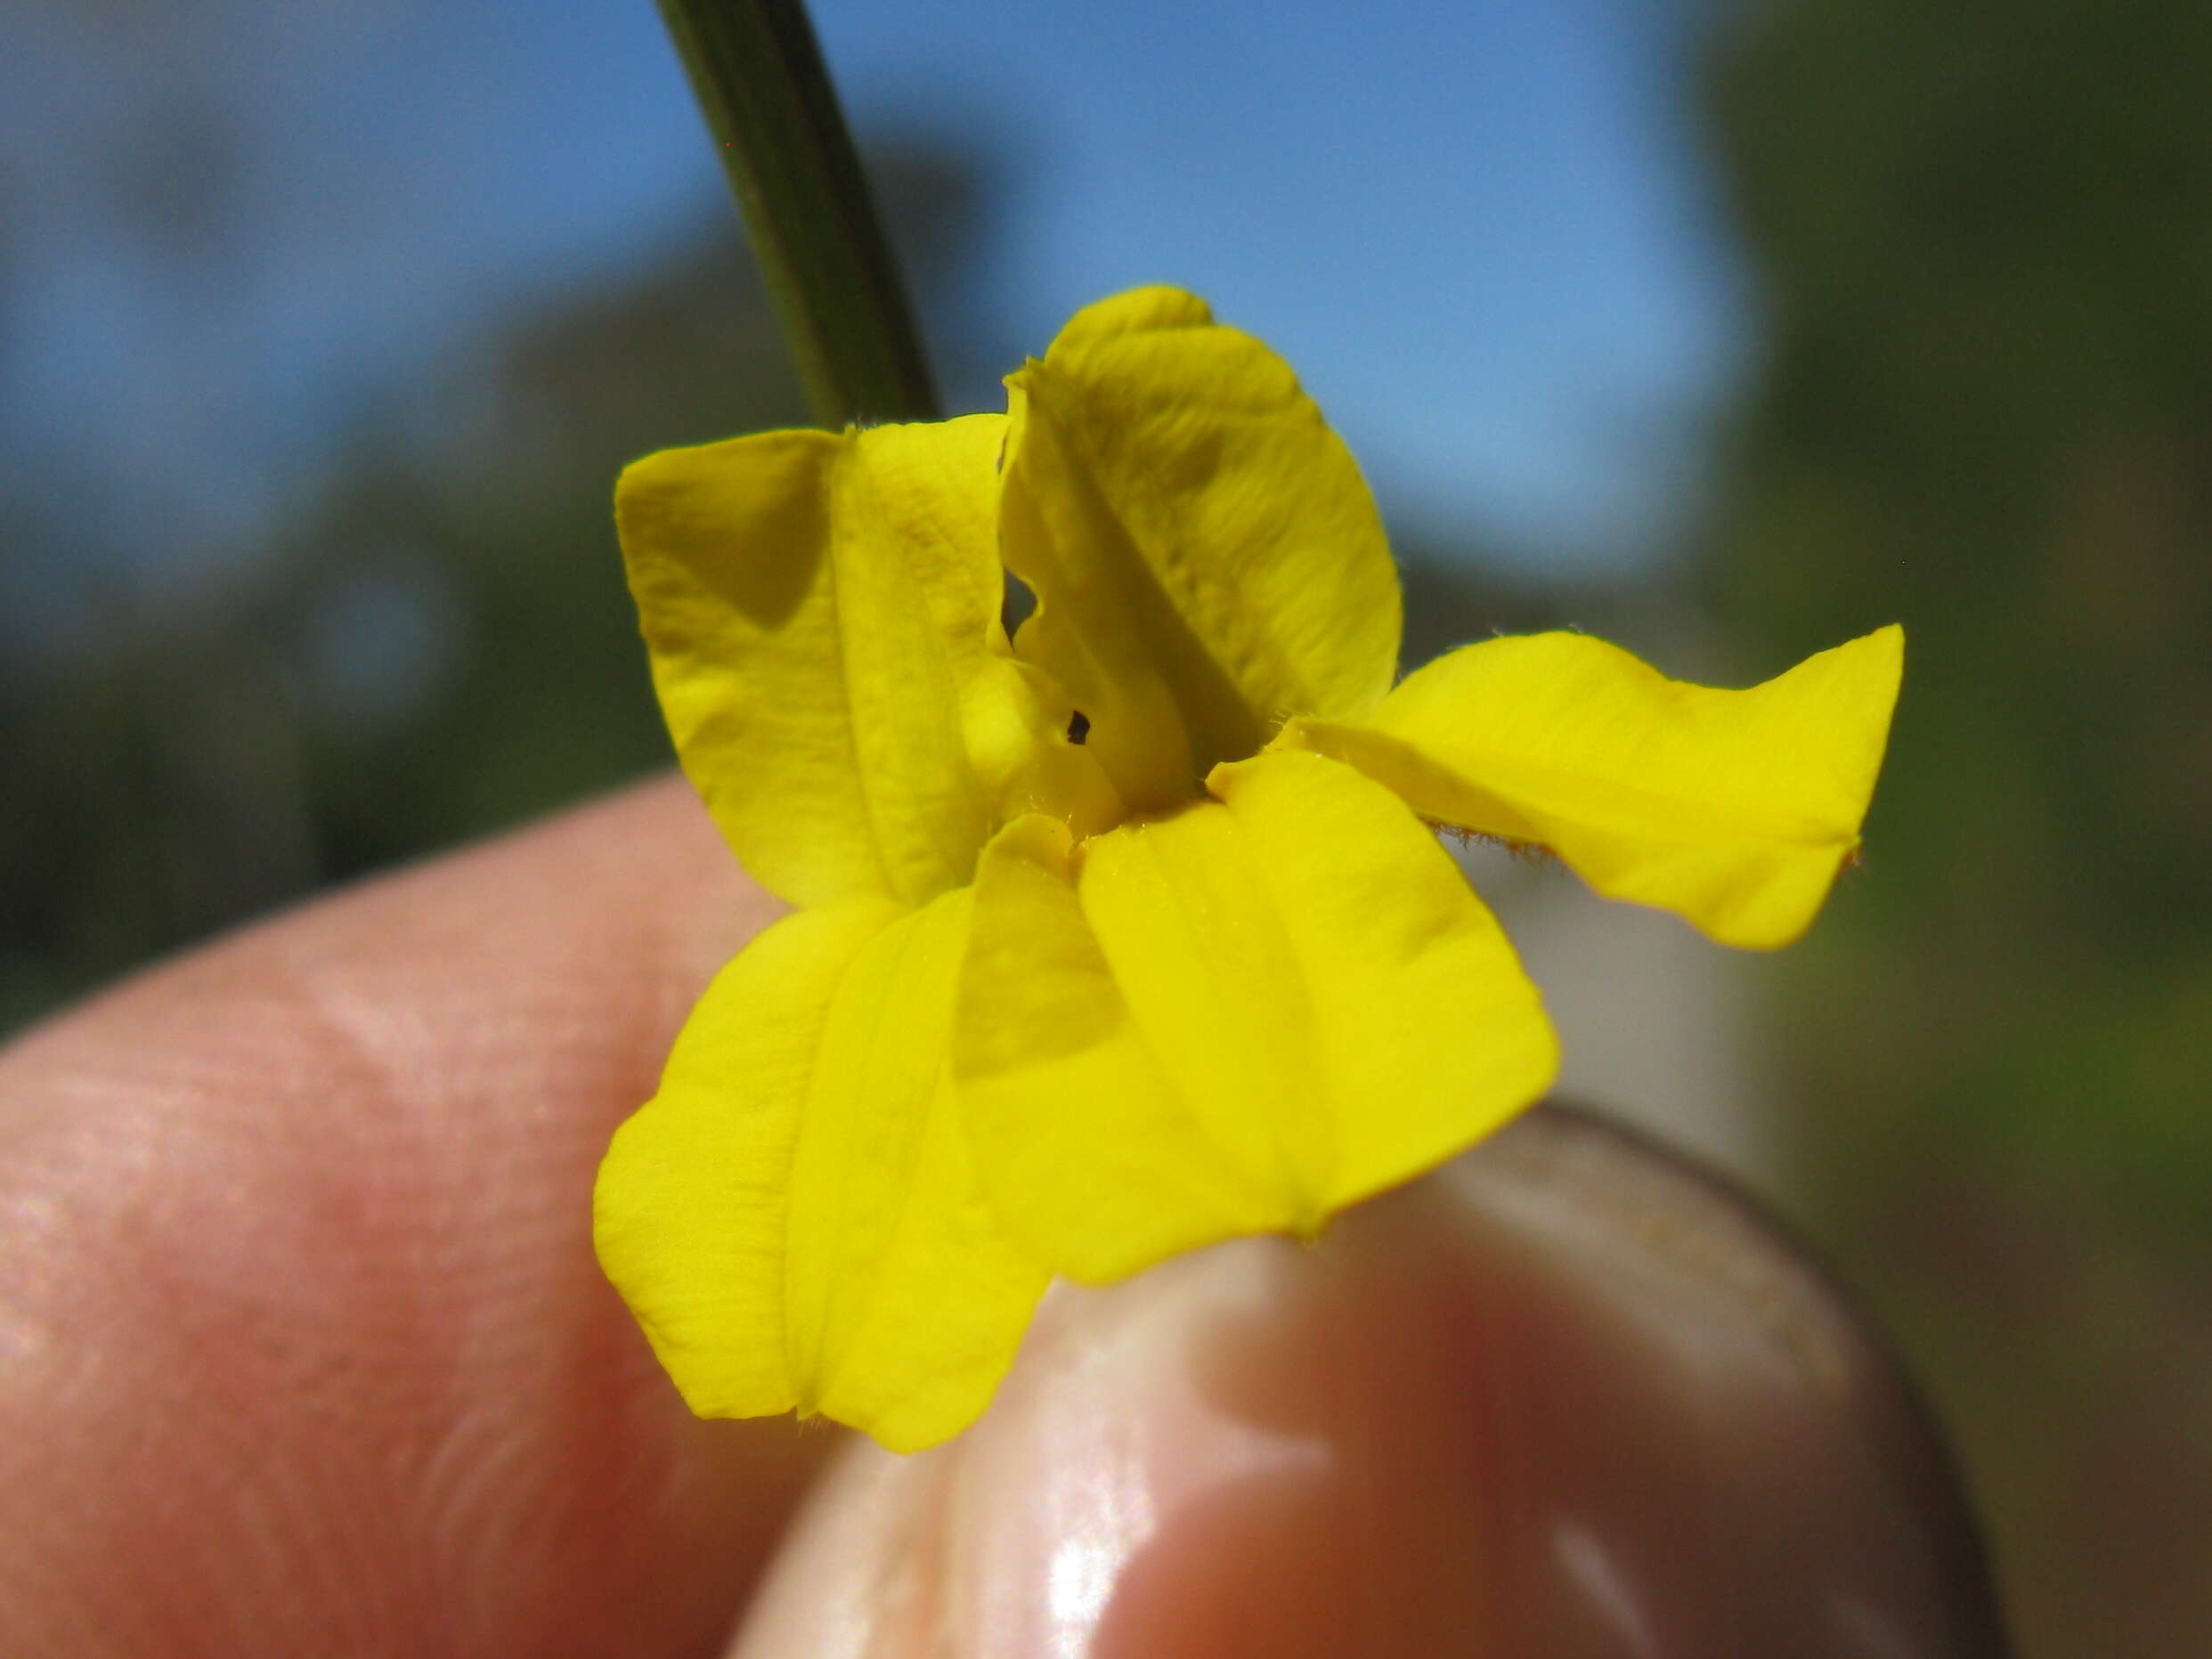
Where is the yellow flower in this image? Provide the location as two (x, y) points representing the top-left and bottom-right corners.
(593, 287), (1902, 1452)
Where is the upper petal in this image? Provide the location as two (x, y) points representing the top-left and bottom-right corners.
(593, 891), (1051, 1453)
(618, 414), (1109, 908)
(1282, 625), (1904, 949)
(999, 288), (1402, 814)
(954, 748), (1557, 1284)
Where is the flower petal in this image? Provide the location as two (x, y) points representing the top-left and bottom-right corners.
(1283, 625), (1904, 949)
(594, 891), (1050, 1452)
(618, 414), (1108, 907)
(1000, 288), (1402, 814)
(956, 749), (1557, 1283)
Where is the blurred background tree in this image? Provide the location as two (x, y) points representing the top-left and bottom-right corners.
(3, 141), (925, 1029)
(1702, 0), (2212, 1651)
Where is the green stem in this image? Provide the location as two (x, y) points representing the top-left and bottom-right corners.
(655, 0), (942, 426)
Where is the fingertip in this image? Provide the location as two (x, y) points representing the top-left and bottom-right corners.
(727, 1104), (2011, 1658)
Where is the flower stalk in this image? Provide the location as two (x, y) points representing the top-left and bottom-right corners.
(655, 0), (940, 425)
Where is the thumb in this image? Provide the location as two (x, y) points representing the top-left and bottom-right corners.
(726, 1104), (2009, 1658)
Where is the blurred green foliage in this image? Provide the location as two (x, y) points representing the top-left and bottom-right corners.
(1702, 2), (2212, 1652)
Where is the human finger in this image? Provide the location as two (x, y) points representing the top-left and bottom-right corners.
(728, 1104), (2010, 1658)
(0, 776), (830, 1657)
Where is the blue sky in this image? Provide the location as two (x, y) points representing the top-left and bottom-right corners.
(2, 0), (1744, 636)
(817, 0), (1748, 564)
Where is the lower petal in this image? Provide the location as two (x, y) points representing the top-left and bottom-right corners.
(594, 892), (1050, 1453)
(955, 749), (1557, 1284)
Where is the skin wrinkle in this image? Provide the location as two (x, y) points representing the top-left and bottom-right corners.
(0, 777), (826, 1659)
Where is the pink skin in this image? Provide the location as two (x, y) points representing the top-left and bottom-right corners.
(0, 777), (2009, 1656)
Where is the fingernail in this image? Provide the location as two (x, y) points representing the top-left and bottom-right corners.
(730, 1105), (2011, 1658)
(730, 1241), (1322, 1659)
